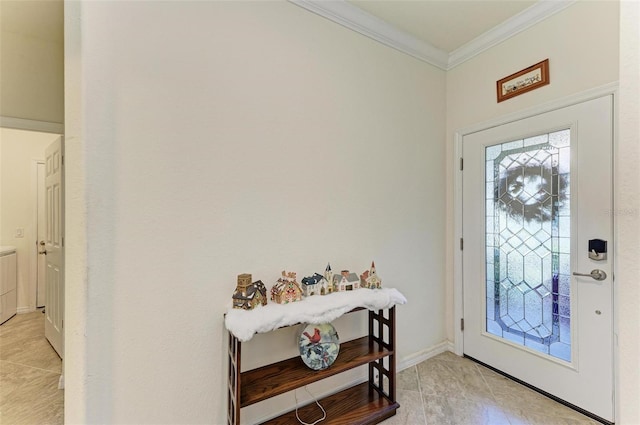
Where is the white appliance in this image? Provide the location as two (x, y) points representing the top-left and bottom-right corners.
(0, 246), (17, 325)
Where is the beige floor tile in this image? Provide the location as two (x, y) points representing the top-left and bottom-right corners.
(417, 353), (493, 403)
(0, 310), (63, 425)
(423, 393), (511, 425)
(416, 357), (467, 398)
(0, 361), (63, 425)
(397, 365), (420, 391)
(382, 389), (426, 425)
(478, 364), (597, 423)
(432, 350), (464, 363)
(0, 334), (62, 373)
(505, 410), (601, 425)
(386, 352), (603, 425)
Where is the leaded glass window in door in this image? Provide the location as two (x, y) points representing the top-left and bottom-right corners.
(485, 129), (571, 361)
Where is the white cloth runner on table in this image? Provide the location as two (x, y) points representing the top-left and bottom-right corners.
(224, 287), (407, 341)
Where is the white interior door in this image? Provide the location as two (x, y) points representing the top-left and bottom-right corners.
(462, 96), (613, 421)
(44, 136), (64, 359)
(37, 161), (46, 308)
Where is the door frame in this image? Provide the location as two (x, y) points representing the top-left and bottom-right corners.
(453, 82), (618, 405)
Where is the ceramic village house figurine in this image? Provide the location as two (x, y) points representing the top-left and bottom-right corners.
(301, 263), (334, 296)
(232, 273), (268, 310)
(360, 261), (382, 289)
(271, 270), (304, 304)
(332, 270), (360, 291)
(301, 273), (325, 296)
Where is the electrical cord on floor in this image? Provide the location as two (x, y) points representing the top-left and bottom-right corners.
(294, 386), (326, 425)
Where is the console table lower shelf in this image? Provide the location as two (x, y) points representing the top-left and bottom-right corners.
(261, 382), (399, 425)
(227, 307), (399, 425)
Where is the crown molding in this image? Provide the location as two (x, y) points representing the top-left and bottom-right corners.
(448, 1), (576, 69)
(290, 0), (577, 71)
(289, 0), (450, 70)
(0, 116), (64, 134)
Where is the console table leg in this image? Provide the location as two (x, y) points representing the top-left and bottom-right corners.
(228, 333), (241, 425)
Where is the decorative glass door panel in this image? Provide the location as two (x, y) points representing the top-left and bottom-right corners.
(485, 129), (571, 361)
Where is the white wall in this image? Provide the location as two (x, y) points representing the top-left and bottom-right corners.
(64, 1), (446, 423)
(0, 1), (64, 124)
(0, 128), (59, 312)
(445, 0), (620, 340)
(616, 1), (640, 422)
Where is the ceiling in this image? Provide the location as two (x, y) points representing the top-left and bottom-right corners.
(348, 0), (537, 53)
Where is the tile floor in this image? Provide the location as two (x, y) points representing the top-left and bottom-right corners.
(0, 313), (599, 425)
(383, 351), (600, 425)
(0, 310), (64, 425)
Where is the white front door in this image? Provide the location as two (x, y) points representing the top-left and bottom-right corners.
(462, 96), (613, 421)
(44, 136), (64, 359)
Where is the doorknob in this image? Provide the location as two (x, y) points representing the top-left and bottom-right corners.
(573, 269), (607, 281)
(38, 241), (47, 255)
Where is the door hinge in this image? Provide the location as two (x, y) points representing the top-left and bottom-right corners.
(460, 157), (463, 171)
(461, 318), (465, 331)
(62, 236), (64, 247)
(460, 238), (463, 250)
(62, 155), (64, 166)
(62, 319), (64, 328)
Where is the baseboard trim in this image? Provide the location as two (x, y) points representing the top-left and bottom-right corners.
(17, 307), (36, 314)
(397, 340), (453, 371)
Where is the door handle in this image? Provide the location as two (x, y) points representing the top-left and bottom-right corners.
(573, 269), (607, 281)
(38, 249), (47, 255)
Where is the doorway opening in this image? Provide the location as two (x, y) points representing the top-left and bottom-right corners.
(0, 125), (65, 423)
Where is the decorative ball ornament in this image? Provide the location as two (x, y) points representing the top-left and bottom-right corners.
(299, 323), (340, 370)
